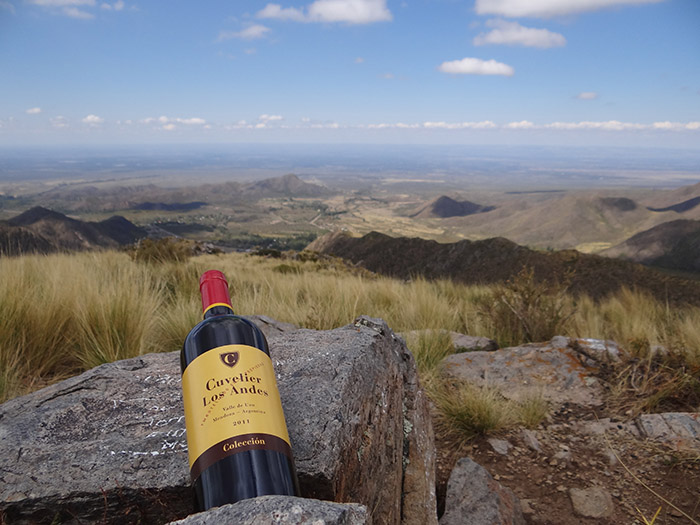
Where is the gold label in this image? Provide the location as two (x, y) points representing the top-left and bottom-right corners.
(182, 344), (291, 480)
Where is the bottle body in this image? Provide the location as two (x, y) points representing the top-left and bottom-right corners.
(181, 273), (299, 511)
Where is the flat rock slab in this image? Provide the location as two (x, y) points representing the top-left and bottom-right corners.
(167, 495), (369, 525)
(440, 337), (606, 407)
(0, 316), (436, 525)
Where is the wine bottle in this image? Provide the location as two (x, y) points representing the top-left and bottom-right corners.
(180, 269), (300, 511)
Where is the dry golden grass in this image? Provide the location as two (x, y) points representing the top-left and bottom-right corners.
(1, 249), (699, 425)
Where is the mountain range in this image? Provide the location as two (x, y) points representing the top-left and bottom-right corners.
(412, 182), (700, 252)
(29, 174), (330, 213)
(1, 207), (145, 255)
(308, 230), (700, 307)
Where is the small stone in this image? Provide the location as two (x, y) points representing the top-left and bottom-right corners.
(521, 429), (542, 453)
(569, 487), (614, 518)
(488, 438), (513, 456)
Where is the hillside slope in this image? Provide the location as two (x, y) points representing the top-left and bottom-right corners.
(309, 231), (700, 306)
(602, 219), (700, 272)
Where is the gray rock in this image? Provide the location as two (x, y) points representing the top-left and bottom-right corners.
(519, 430), (542, 453)
(635, 412), (700, 452)
(487, 438), (512, 456)
(439, 458), (525, 525)
(440, 337), (604, 407)
(167, 495), (369, 525)
(449, 333), (498, 353)
(569, 487), (613, 518)
(0, 316), (436, 525)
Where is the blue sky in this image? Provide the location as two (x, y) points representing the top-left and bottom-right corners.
(1, 0), (699, 147)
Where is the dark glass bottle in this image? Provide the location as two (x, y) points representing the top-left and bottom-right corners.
(181, 270), (299, 511)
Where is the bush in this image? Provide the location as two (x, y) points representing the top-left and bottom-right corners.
(478, 267), (575, 347)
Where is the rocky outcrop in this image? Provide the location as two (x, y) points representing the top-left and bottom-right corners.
(167, 495), (369, 525)
(440, 336), (621, 407)
(0, 316), (436, 525)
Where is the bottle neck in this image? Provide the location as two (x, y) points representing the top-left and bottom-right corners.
(199, 270), (234, 319)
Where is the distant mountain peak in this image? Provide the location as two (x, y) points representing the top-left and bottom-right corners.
(8, 206), (74, 227)
(411, 195), (495, 219)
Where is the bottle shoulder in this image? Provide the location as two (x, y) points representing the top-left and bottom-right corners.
(181, 315), (269, 370)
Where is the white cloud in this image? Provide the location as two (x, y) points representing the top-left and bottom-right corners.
(162, 123), (176, 131)
(141, 116), (206, 126)
(474, 0), (663, 18)
(308, 0), (391, 23)
(576, 91), (598, 100)
(258, 0), (392, 24)
(505, 120), (536, 129)
(257, 3), (307, 21)
(367, 122), (420, 129)
(423, 121), (497, 129)
(473, 19), (566, 48)
(29, 0), (94, 6)
(62, 6), (94, 18)
(545, 120), (647, 131)
(28, 0), (99, 17)
(26, 107), (42, 115)
(101, 0), (124, 10)
(82, 114), (104, 124)
(653, 121), (700, 131)
(438, 57), (514, 76)
(360, 119), (700, 132)
(176, 117), (206, 125)
(259, 114), (284, 122)
(218, 24), (271, 41)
